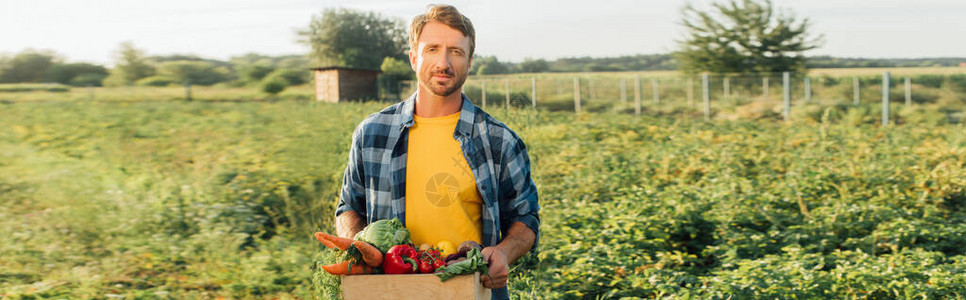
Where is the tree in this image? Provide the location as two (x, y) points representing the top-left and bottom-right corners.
(676, 0), (822, 74)
(473, 56), (510, 75)
(0, 49), (60, 83)
(299, 8), (408, 69)
(44, 63), (109, 86)
(380, 57), (412, 99)
(157, 60), (231, 86)
(104, 42), (155, 86)
(518, 58), (550, 73)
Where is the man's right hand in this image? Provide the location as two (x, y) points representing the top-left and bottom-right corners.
(335, 210), (366, 239)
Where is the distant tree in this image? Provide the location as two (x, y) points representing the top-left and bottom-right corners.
(473, 56), (510, 75)
(157, 60), (231, 85)
(380, 57), (412, 99)
(237, 64), (276, 84)
(44, 63), (109, 86)
(518, 58), (550, 73)
(299, 8), (408, 69)
(676, 0), (822, 74)
(264, 68), (309, 86)
(104, 42), (155, 86)
(0, 49), (60, 83)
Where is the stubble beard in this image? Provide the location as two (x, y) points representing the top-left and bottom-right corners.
(420, 69), (467, 97)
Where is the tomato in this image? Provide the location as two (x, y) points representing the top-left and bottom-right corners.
(418, 259), (435, 273)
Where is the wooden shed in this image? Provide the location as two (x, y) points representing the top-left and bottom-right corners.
(312, 66), (381, 102)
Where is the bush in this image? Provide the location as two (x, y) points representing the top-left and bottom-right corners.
(0, 83), (70, 92)
(135, 75), (176, 87)
(262, 77), (287, 95)
(265, 68), (308, 86)
(69, 73), (108, 87)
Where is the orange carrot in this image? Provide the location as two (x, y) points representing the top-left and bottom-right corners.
(314, 232), (340, 250)
(321, 260), (372, 275)
(352, 240), (384, 267)
(314, 232), (353, 251)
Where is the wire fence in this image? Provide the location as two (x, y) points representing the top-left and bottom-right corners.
(398, 71), (966, 124)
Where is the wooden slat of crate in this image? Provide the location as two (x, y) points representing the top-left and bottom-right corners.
(341, 272), (490, 300)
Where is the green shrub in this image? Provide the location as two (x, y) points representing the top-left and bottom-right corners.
(265, 68), (309, 86)
(0, 83), (70, 92)
(261, 77), (287, 95)
(135, 75), (176, 87)
(68, 73), (107, 86)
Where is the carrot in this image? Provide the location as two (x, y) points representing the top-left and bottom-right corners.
(352, 240), (384, 267)
(321, 260), (372, 275)
(314, 232), (353, 251)
(314, 232), (340, 250)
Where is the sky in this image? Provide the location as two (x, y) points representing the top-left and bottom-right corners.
(2, 0), (965, 65)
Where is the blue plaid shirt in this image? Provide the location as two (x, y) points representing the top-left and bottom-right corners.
(336, 92), (540, 251)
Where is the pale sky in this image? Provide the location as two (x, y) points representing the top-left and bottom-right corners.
(2, 0), (965, 65)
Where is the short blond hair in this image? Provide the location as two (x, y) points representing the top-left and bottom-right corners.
(409, 4), (475, 57)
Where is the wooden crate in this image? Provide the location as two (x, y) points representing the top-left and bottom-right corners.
(341, 272), (491, 300)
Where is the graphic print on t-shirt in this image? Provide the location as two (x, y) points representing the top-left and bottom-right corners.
(425, 172), (459, 207)
(424, 149), (473, 208)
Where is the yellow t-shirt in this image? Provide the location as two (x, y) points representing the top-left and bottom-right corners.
(405, 112), (483, 247)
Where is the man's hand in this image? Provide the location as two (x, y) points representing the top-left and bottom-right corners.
(480, 247), (509, 289)
(479, 221), (535, 289)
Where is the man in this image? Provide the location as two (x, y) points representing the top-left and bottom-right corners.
(334, 4), (539, 299)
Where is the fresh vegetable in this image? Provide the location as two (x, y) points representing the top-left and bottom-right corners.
(436, 240), (456, 257)
(382, 244), (419, 274)
(416, 248), (446, 273)
(418, 258), (435, 273)
(314, 232), (353, 251)
(321, 260), (373, 275)
(436, 248), (488, 282)
(352, 240), (384, 267)
(354, 219), (411, 253)
(457, 240), (482, 254)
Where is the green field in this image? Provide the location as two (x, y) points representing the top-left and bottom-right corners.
(2, 75), (966, 298)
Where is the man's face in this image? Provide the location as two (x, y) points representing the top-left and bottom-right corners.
(410, 21), (472, 97)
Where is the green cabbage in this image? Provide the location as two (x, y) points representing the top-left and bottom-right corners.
(353, 218), (411, 253)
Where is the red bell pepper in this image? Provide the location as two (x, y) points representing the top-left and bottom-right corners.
(382, 244), (419, 274)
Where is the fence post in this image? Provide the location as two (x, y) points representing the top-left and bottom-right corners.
(882, 72), (890, 126)
(505, 78), (510, 109)
(723, 77), (730, 98)
(687, 77), (694, 107)
(531, 77), (537, 109)
(804, 77), (811, 103)
(482, 80), (487, 108)
(87, 85), (95, 101)
(185, 81), (192, 101)
(763, 76), (769, 100)
(620, 78), (627, 104)
(702, 73), (710, 121)
(573, 77), (581, 114)
(634, 75), (642, 115)
(783, 72), (791, 121)
(905, 77), (911, 106)
(652, 78), (660, 103)
(853, 77), (860, 105)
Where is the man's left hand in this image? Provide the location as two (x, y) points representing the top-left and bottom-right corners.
(480, 246), (508, 289)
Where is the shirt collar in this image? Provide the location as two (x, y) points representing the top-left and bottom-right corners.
(400, 92), (477, 137)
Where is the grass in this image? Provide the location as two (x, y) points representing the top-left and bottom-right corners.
(1, 71), (965, 298)
(0, 84), (316, 102)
